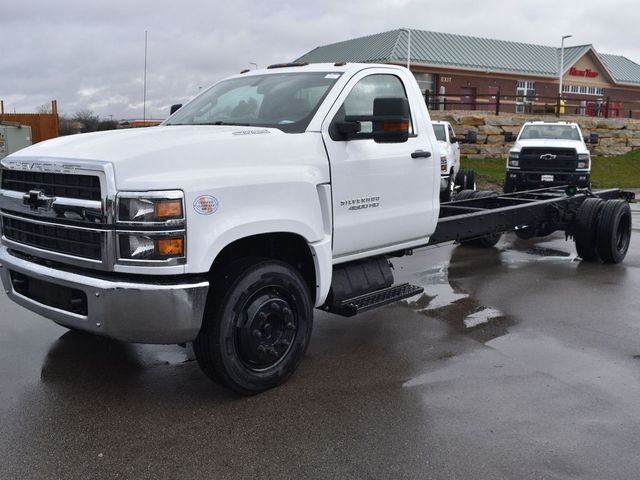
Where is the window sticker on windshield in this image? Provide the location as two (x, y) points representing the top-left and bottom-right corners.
(325, 74), (340, 79)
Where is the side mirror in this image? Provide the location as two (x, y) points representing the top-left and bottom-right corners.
(170, 104), (183, 115)
(589, 132), (599, 144)
(340, 97), (410, 143)
(504, 131), (514, 142)
(450, 136), (458, 144)
(466, 130), (478, 144)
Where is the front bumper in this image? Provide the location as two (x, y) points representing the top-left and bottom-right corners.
(0, 246), (209, 344)
(506, 170), (591, 189)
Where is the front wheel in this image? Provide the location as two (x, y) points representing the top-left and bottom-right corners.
(194, 260), (313, 395)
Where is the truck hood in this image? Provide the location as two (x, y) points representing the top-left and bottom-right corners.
(7, 126), (330, 190)
(512, 138), (588, 153)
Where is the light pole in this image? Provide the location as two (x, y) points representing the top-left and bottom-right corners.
(559, 34), (572, 96)
(400, 28), (411, 70)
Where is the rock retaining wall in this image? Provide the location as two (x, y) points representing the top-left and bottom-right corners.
(430, 112), (640, 158)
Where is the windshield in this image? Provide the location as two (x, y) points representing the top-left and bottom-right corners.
(165, 72), (341, 133)
(432, 124), (447, 142)
(520, 124), (582, 141)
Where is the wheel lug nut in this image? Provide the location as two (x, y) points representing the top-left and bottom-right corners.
(258, 312), (268, 321)
(257, 345), (266, 354)
(252, 329), (262, 339)
(268, 347), (278, 357)
(283, 307), (292, 315)
(270, 302), (280, 312)
(286, 322), (295, 330)
(279, 339), (290, 347)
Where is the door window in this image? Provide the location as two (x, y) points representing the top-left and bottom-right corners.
(333, 74), (413, 135)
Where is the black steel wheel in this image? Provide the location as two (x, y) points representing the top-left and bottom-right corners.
(464, 169), (477, 191)
(194, 259), (313, 395)
(595, 200), (632, 264)
(574, 198), (605, 261)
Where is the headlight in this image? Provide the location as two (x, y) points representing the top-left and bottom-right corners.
(117, 191), (185, 225)
(508, 152), (519, 168)
(577, 153), (591, 170)
(118, 233), (185, 260)
(440, 154), (448, 173)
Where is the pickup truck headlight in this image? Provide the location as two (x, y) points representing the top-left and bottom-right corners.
(440, 154), (448, 173)
(118, 233), (185, 260)
(117, 191), (185, 225)
(508, 152), (520, 168)
(577, 153), (591, 170)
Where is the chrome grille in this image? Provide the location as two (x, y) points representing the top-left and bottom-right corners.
(1, 170), (101, 201)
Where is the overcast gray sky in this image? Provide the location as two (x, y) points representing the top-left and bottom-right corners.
(2, 0), (638, 120)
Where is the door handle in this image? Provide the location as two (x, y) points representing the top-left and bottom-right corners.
(411, 150), (431, 159)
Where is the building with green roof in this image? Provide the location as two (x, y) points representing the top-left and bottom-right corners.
(296, 29), (640, 116)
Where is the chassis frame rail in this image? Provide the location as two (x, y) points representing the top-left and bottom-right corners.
(428, 187), (634, 245)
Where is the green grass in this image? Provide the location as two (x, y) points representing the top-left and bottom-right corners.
(462, 150), (640, 189)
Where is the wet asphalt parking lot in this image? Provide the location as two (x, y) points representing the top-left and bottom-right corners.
(1, 202), (639, 480)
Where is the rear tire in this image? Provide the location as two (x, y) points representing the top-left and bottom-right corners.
(595, 200), (632, 264)
(574, 198), (605, 261)
(455, 189), (476, 201)
(464, 169), (477, 191)
(454, 170), (465, 191)
(194, 259), (313, 395)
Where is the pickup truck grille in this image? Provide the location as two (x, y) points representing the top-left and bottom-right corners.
(1, 170), (101, 201)
(3, 216), (102, 260)
(519, 147), (578, 172)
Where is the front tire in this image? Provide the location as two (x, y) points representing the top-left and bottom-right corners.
(194, 260), (313, 395)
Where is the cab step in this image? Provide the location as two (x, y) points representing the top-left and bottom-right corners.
(321, 283), (424, 317)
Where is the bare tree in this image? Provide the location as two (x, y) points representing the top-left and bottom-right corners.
(73, 110), (100, 133)
(37, 103), (52, 114)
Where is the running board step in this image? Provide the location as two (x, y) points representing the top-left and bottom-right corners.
(321, 283), (424, 317)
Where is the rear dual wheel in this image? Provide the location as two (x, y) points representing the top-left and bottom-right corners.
(454, 169), (477, 193)
(574, 198), (632, 264)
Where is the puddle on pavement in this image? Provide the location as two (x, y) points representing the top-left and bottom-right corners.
(397, 234), (577, 344)
(401, 261), (513, 344)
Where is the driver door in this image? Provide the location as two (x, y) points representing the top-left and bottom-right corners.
(322, 68), (438, 259)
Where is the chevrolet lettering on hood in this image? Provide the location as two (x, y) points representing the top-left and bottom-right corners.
(2, 160), (81, 174)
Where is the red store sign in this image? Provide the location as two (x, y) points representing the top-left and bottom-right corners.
(569, 67), (598, 78)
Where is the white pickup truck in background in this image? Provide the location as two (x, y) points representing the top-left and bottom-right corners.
(0, 63), (633, 395)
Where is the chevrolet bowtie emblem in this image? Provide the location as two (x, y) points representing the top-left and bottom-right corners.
(540, 153), (557, 160)
(22, 189), (56, 211)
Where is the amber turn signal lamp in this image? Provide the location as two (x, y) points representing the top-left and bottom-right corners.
(155, 238), (184, 256)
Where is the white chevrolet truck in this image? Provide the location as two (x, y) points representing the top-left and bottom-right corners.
(431, 120), (461, 202)
(504, 121), (596, 193)
(0, 63), (633, 394)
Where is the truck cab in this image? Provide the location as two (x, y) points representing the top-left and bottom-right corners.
(504, 121), (592, 193)
(431, 120), (460, 202)
(0, 63), (440, 394)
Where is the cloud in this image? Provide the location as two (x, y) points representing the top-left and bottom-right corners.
(1, 0), (638, 119)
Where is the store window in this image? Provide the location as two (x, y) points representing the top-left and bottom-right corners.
(516, 80), (535, 113)
(562, 84), (604, 96)
(413, 73), (436, 96)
